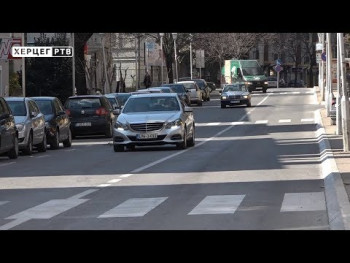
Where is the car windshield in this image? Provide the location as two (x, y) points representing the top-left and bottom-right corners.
(116, 94), (131, 106)
(194, 80), (205, 88)
(7, 101), (27, 116)
(242, 67), (264, 76)
(34, 100), (54, 115)
(66, 98), (101, 109)
(123, 96), (180, 113)
(223, 85), (246, 92)
(181, 83), (194, 90)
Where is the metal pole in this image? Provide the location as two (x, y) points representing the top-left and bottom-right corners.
(321, 33), (325, 101)
(135, 36), (138, 90)
(339, 33), (350, 151)
(336, 33), (342, 134)
(71, 33), (75, 95)
(174, 40), (178, 83)
(190, 37), (193, 79)
(326, 33), (332, 116)
(160, 35), (163, 85)
(277, 70), (280, 89)
(138, 35), (141, 89)
(101, 36), (108, 94)
(22, 33), (26, 97)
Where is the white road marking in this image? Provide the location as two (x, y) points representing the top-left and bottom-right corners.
(69, 189), (98, 199)
(73, 141), (110, 146)
(97, 184), (111, 187)
(107, 179), (122, 184)
(119, 174), (133, 178)
(0, 218), (30, 230)
(280, 192), (326, 212)
(36, 155), (50, 158)
(206, 122), (220, 126)
(301, 118), (314, 122)
(98, 197), (168, 218)
(280, 92), (288, 95)
(279, 119), (291, 123)
(196, 122), (250, 127)
(231, 121), (248, 125)
(0, 162), (15, 167)
(0, 201), (9, 206)
(188, 195), (245, 215)
(131, 94), (270, 174)
(64, 149), (76, 152)
(255, 120), (268, 124)
(292, 91), (301, 94)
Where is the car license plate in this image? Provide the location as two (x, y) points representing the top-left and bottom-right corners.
(137, 133), (157, 139)
(76, 122), (91, 127)
(230, 100), (240, 103)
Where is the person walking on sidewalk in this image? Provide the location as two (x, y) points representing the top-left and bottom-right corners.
(143, 70), (152, 88)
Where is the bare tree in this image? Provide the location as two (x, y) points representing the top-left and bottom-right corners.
(301, 33), (317, 87)
(284, 33), (305, 85)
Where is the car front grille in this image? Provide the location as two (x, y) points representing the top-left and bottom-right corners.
(130, 122), (164, 132)
(228, 95), (241, 99)
(127, 135), (167, 141)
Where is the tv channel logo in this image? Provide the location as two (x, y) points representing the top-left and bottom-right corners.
(11, 46), (73, 57)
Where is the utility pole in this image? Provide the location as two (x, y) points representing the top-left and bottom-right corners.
(336, 33), (342, 134)
(189, 34), (193, 79)
(318, 33), (325, 101)
(339, 33), (350, 151)
(71, 33), (75, 95)
(326, 33), (332, 116)
(22, 33), (26, 97)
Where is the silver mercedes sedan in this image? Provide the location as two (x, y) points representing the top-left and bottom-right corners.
(113, 93), (195, 152)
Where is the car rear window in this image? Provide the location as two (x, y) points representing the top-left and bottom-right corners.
(7, 101), (27, 116)
(66, 98), (101, 109)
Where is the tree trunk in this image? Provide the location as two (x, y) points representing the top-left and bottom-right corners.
(166, 53), (174, 83)
(75, 33), (93, 95)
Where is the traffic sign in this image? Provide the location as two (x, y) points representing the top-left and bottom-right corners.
(321, 52), (326, 62)
(276, 59), (282, 65)
(275, 65), (283, 72)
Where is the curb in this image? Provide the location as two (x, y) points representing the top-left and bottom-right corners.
(314, 87), (350, 230)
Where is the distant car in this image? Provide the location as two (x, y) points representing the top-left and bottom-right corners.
(267, 76), (278, 88)
(207, 82), (217, 92)
(156, 87), (174, 93)
(5, 97), (47, 155)
(220, 83), (251, 108)
(105, 94), (121, 110)
(177, 81), (202, 106)
(191, 79), (210, 101)
(288, 80), (305, 87)
(65, 95), (117, 138)
(0, 97), (18, 159)
(113, 93), (132, 107)
(113, 93), (195, 152)
(161, 83), (191, 106)
(31, 96), (72, 149)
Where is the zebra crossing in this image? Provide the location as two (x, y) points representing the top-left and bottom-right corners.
(0, 191), (327, 229)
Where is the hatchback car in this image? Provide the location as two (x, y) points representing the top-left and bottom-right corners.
(31, 96), (72, 149)
(65, 95), (117, 138)
(0, 97), (18, 159)
(220, 83), (251, 108)
(5, 97), (47, 155)
(113, 93), (195, 152)
(192, 79), (210, 101)
(177, 81), (202, 106)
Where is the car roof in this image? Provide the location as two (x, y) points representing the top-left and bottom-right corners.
(129, 93), (178, 99)
(5, 97), (27, 101)
(31, 96), (57, 100)
(68, 95), (105, 99)
(177, 81), (196, 84)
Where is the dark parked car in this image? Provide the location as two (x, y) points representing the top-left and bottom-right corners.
(161, 83), (191, 106)
(65, 95), (117, 138)
(0, 97), (18, 159)
(207, 82), (217, 92)
(31, 97), (72, 149)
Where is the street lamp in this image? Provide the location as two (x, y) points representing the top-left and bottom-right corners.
(172, 33), (178, 83)
(159, 33), (164, 85)
(189, 34), (193, 80)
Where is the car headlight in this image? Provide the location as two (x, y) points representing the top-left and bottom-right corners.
(16, 123), (25, 131)
(264, 81), (268, 85)
(245, 82), (252, 85)
(221, 96), (227, 100)
(243, 95), (248, 99)
(165, 119), (183, 129)
(115, 121), (129, 130)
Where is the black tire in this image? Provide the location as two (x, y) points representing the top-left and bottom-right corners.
(8, 135), (19, 159)
(105, 122), (113, 138)
(247, 101), (252, 107)
(37, 132), (47, 152)
(207, 96), (210, 101)
(50, 130), (60, 149)
(263, 88), (267, 93)
(114, 144), (124, 152)
(221, 104), (226, 108)
(187, 127), (195, 147)
(23, 132), (33, 155)
(63, 129), (72, 147)
(176, 129), (187, 150)
(126, 145), (135, 151)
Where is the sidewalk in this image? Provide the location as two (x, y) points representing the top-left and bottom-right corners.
(315, 86), (350, 229)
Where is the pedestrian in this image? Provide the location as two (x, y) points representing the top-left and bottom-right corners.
(143, 70), (152, 88)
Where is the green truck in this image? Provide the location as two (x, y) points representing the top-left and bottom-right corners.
(221, 60), (268, 93)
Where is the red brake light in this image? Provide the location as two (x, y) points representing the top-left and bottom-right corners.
(95, 107), (108, 115)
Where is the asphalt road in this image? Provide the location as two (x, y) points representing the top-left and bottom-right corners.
(0, 88), (328, 230)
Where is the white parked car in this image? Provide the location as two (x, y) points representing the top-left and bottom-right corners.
(177, 81), (202, 106)
(113, 93), (195, 151)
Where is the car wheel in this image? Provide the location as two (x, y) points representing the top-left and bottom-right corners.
(187, 127), (195, 147)
(207, 96), (210, 101)
(8, 135), (19, 159)
(105, 122), (113, 138)
(247, 101), (252, 107)
(263, 88), (267, 93)
(63, 129), (72, 147)
(37, 132), (47, 152)
(114, 144), (124, 152)
(177, 129), (187, 150)
(50, 130), (60, 149)
(23, 132), (33, 155)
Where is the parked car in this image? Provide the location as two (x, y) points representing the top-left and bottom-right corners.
(112, 93), (132, 107)
(267, 76), (278, 88)
(177, 81), (202, 106)
(220, 83), (251, 108)
(191, 79), (210, 101)
(105, 94), (121, 110)
(65, 95), (117, 138)
(113, 93), (195, 152)
(288, 80), (305, 87)
(157, 87), (175, 93)
(5, 97), (47, 155)
(0, 97), (18, 159)
(207, 82), (217, 92)
(31, 96), (72, 149)
(161, 83), (191, 106)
